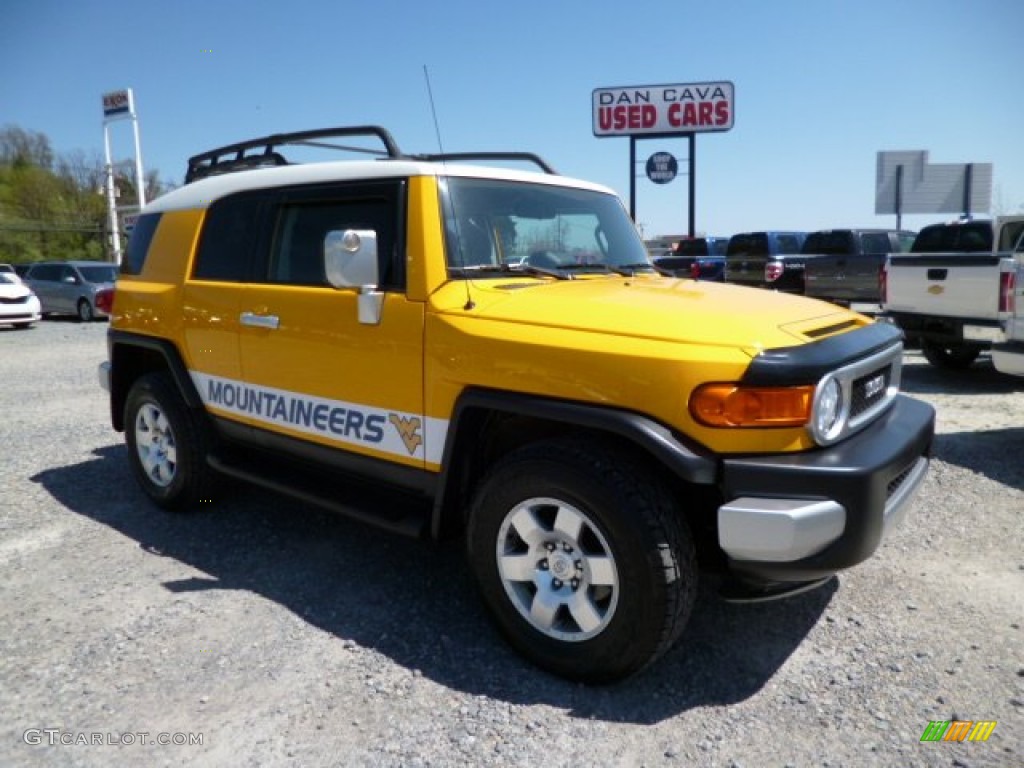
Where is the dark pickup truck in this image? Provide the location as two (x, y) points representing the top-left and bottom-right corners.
(802, 229), (916, 311)
(652, 236), (729, 280)
(724, 231), (808, 293)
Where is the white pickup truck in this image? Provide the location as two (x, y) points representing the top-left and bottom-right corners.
(881, 216), (1024, 370)
(992, 250), (1024, 376)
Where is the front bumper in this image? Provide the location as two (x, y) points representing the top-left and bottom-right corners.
(717, 394), (934, 585)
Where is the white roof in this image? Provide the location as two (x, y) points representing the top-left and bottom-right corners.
(145, 160), (616, 214)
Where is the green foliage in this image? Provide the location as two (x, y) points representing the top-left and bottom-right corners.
(0, 124), (164, 265)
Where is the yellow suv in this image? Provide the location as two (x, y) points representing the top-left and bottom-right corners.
(99, 126), (934, 682)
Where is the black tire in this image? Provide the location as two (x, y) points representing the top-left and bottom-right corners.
(921, 340), (980, 370)
(124, 372), (216, 511)
(466, 437), (697, 683)
(76, 299), (94, 323)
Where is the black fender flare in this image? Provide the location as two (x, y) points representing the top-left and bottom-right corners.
(430, 388), (718, 538)
(107, 330), (203, 431)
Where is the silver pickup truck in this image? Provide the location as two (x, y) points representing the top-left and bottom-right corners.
(880, 216), (1024, 369)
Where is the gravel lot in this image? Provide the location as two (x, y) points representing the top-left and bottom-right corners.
(1, 320), (1021, 767)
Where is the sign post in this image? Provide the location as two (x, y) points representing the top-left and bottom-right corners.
(102, 89), (146, 264)
(593, 81), (734, 237)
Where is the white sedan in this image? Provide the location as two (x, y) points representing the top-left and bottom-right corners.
(0, 272), (41, 328)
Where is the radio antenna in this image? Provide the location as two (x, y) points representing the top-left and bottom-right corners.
(423, 65), (446, 156)
(423, 65), (475, 309)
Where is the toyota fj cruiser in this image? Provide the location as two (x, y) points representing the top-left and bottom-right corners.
(99, 126), (934, 683)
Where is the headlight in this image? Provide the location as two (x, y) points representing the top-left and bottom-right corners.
(811, 376), (844, 443)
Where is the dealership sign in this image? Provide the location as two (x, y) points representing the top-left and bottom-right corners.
(592, 81), (735, 137)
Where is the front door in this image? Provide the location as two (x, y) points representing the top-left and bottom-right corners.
(233, 181), (429, 470)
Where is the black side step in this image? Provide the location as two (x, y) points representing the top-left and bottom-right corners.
(207, 452), (431, 539)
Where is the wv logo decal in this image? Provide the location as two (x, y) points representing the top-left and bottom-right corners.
(388, 414), (423, 456)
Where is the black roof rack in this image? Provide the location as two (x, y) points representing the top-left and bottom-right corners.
(184, 125), (559, 184)
(185, 125), (403, 183)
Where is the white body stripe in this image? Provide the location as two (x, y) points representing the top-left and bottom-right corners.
(190, 371), (447, 465)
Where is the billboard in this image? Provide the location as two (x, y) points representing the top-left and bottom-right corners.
(593, 81), (734, 137)
(876, 150), (992, 215)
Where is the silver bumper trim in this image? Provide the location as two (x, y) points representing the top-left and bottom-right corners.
(718, 497), (846, 563)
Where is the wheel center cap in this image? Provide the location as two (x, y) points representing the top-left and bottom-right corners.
(550, 553), (572, 579)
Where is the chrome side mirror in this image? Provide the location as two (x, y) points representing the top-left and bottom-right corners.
(324, 229), (383, 325)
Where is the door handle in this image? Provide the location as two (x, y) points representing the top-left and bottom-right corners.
(240, 311), (280, 330)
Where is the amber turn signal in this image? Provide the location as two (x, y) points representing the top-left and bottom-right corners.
(689, 383), (814, 428)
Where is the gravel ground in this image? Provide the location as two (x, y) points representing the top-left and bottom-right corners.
(1, 320), (1021, 767)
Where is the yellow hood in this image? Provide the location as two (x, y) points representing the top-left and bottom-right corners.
(435, 275), (867, 354)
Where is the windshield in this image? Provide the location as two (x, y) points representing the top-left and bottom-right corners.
(78, 265), (118, 284)
(441, 177), (650, 273)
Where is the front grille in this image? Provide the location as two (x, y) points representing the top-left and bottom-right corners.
(0, 295), (29, 305)
(851, 365), (892, 420)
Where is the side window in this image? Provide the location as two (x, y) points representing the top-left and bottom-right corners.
(261, 183), (403, 290)
(193, 195), (263, 281)
(122, 213), (162, 276)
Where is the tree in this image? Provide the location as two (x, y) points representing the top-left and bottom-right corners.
(0, 125), (161, 263)
(0, 125), (54, 170)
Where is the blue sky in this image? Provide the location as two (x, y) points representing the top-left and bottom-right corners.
(3, 0), (1022, 239)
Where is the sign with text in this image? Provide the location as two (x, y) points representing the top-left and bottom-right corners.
(646, 152), (677, 184)
(593, 81), (734, 137)
(102, 89), (133, 119)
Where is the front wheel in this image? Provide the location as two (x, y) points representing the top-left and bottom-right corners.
(466, 438), (697, 683)
(922, 340), (980, 370)
(124, 372), (216, 511)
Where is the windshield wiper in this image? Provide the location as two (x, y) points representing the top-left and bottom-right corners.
(558, 263), (652, 277)
(616, 262), (658, 274)
(453, 263), (570, 280)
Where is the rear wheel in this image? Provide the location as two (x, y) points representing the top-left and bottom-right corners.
(466, 437), (697, 683)
(76, 298), (94, 323)
(124, 372), (216, 510)
(921, 340), (980, 370)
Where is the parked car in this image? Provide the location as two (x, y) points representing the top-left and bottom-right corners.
(802, 228), (916, 311)
(0, 263), (23, 282)
(0, 272), (41, 328)
(24, 260), (118, 322)
(724, 231), (808, 292)
(653, 236), (729, 280)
